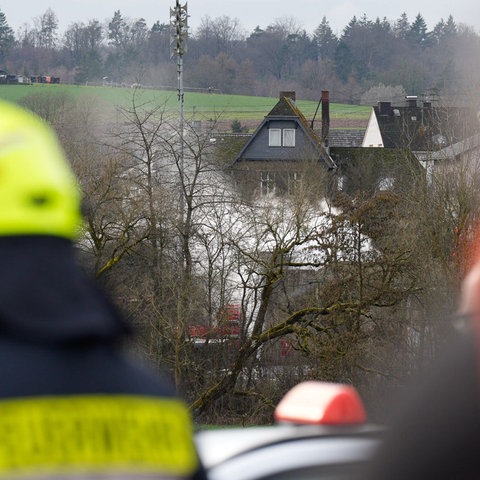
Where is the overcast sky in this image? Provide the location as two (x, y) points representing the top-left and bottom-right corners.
(2, 0), (480, 36)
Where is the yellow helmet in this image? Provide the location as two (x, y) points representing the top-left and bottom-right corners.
(0, 99), (82, 239)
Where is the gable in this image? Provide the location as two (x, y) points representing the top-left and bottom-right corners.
(239, 119), (313, 160)
(233, 96), (336, 169)
(362, 108), (383, 147)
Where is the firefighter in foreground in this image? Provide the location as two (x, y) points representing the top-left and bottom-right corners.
(0, 99), (206, 479)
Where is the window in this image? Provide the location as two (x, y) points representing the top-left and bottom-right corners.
(261, 172), (275, 195)
(377, 176), (394, 191)
(283, 129), (296, 147)
(269, 128), (295, 147)
(288, 172), (301, 195)
(269, 129), (282, 147)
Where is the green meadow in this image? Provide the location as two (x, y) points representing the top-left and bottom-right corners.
(0, 83), (371, 122)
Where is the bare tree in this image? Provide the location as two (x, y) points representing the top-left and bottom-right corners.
(193, 15), (245, 57)
(189, 167), (420, 420)
(34, 8), (59, 49)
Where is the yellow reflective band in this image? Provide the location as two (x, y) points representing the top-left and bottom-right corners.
(0, 395), (198, 477)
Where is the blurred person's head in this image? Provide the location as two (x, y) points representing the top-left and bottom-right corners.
(459, 263), (480, 318)
(0, 99), (82, 240)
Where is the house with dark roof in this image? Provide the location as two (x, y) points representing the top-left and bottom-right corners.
(356, 96), (480, 185)
(228, 91), (336, 198)
(329, 95), (480, 194)
(234, 91), (335, 168)
(217, 91), (422, 198)
(212, 91), (479, 199)
(361, 96), (479, 153)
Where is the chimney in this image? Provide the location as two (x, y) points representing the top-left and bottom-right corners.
(378, 101), (392, 115)
(321, 90), (330, 144)
(280, 91), (296, 103)
(405, 95), (418, 108)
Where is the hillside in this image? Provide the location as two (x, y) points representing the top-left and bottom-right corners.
(0, 84), (371, 132)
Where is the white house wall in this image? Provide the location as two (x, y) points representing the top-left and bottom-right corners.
(362, 108), (384, 148)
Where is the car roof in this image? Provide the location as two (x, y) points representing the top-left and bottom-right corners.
(195, 424), (383, 479)
(195, 381), (384, 480)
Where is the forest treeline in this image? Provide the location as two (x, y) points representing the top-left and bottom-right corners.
(0, 7), (479, 103)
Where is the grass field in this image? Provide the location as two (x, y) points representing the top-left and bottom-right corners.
(0, 83), (371, 123)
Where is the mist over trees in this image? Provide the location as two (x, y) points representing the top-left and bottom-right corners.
(1, 8), (480, 102)
(14, 84), (480, 424)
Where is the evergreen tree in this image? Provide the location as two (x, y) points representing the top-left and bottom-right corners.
(108, 10), (128, 48)
(37, 8), (58, 49)
(408, 13), (430, 48)
(334, 41), (353, 82)
(313, 17), (338, 61)
(433, 15), (457, 44)
(444, 15), (457, 37)
(394, 13), (410, 39)
(342, 16), (359, 39)
(146, 21), (171, 65)
(0, 9), (14, 63)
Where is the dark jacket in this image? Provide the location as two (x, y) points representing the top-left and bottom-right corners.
(0, 236), (206, 480)
(363, 329), (480, 480)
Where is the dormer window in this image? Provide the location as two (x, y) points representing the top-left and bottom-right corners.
(269, 129), (282, 146)
(283, 129), (295, 147)
(269, 128), (296, 147)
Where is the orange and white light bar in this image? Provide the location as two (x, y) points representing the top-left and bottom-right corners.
(274, 381), (367, 426)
